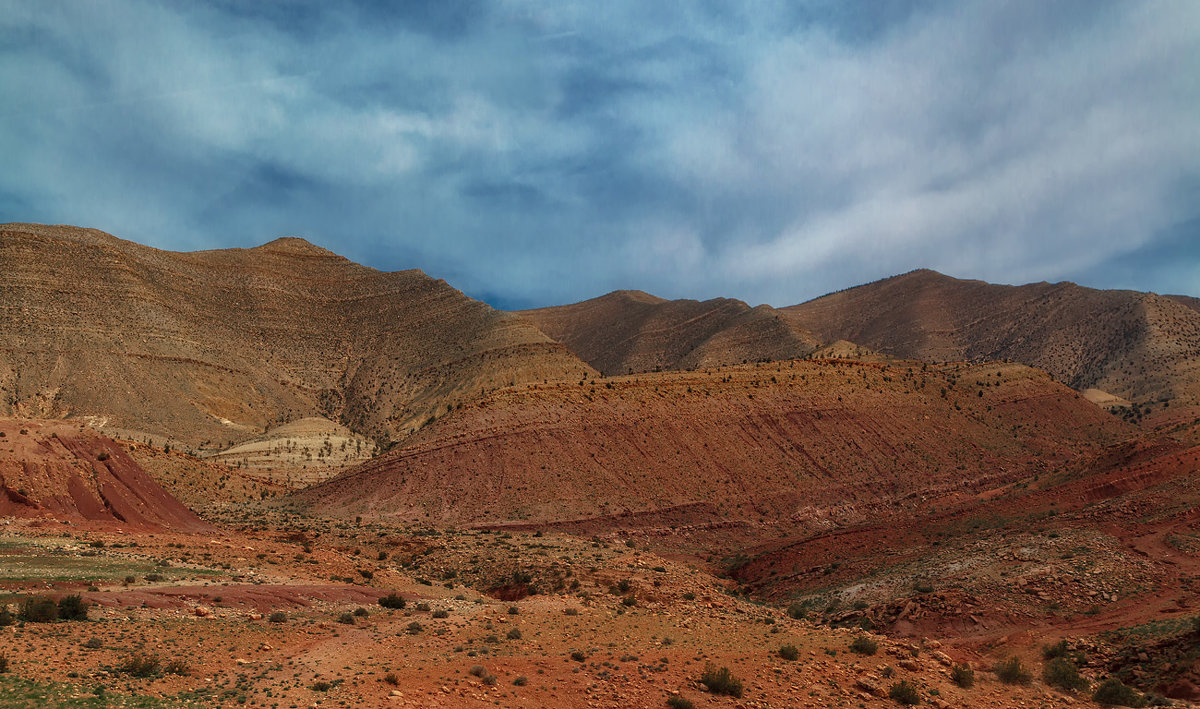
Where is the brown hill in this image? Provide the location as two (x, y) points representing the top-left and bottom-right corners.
(0, 418), (212, 531)
(0, 223), (594, 449)
(518, 290), (822, 375)
(784, 270), (1200, 421)
(298, 358), (1133, 533)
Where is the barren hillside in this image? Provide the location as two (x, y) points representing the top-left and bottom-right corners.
(299, 359), (1133, 532)
(518, 290), (822, 375)
(785, 270), (1200, 426)
(0, 224), (594, 449)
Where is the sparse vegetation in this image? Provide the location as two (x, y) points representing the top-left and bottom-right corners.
(699, 663), (744, 698)
(1043, 657), (1088, 692)
(778, 644), (799, 661)
(849, 635), (878, 655)
(1092, 678), (1146, 707)
(117, 653), (161, 678)
(378, 593), (406, 609)
(994, 656), (1033, 685)
(889, 680), (921, 705)
(666, 695), (695, 709)
(950, 664), (974, 688)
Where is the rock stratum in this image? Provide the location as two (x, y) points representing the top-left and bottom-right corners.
(300, 359), (1133, 532)
(0, 419), (211, 531)
(0, 223), (594, 449)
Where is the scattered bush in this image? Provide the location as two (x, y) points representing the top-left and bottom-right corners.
(1042, 639), (1070, 660)
(778, 644), (799, 661)
(406, 621), (423, 634)
(384, 672), (399, 686)
(700, 663), (744, 698)
(995, 656), (1033, 685)
(56, 594), (89, 621)
(850, 636), (878, 656)
(310, 681), (331, 692)
(469, 665), (486, 677)
(353, 607), (369, 617)
(564, 608), (579, 616)
(889, 680), (921, 705)
(506, 628), (522, 640)
(621, 597), (636, 607)
(378, 593), (406, 609)
(337, 612), (355, 625)
(1043, 657), (1088, 692)
(913, 581), (935, 594)
(482, 674), (497, 686)
(0, 654), (8, 673)
(19, 596), (59, 623)
(118, 653), (161, 678)
(666, 695), (695, 709)
(268, 611), (287, 623)
(508, 606), (520, 615)
(1093, 678), (1146, 707)
(570, 650), (587, 662)
(950, 664), (975, 688)
(163, 659), (190, 676)
(681, 592), (696, 601)
(82, 637), (103, 649)
(432, 609), (449, 619)
(0, 606), (13, 627)
(513, 675), (528, 686)
(786, 601), (807, 619)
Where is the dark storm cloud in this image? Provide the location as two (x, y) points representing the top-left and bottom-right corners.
(1, 0), (1197, 308)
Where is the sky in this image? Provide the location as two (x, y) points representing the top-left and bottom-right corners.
(1, 1), (1197, 309)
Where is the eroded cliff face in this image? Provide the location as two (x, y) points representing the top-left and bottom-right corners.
(0, 419), (212, 531)
(0, 224), (594, 447)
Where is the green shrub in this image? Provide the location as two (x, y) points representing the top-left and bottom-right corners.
(337, 612), (355, 625)
(700, 663), (744, 698)
(786, 601), (807, 619)
(666, 695), (695, 709)
(506, 628), (522, 640)
(1092, 678), (1146, 707)
(268, 611), (287, 623)
(513, 675), (528, 686)
(19, 596), (58, 623)
(118, 654), (160, 678)
(468, 665), (486, 677)
(406, 621), (423, 634)
(1042, 639), (1070, 660)
(353, 607), (369, 617)
(432, 609), (449, 619)
(889, 680), (921, 705)
(779, 644), (799, 661)
(950, 664), (974, 688)
(570, 650), (586, 662)
(1043, 657), (1088, 692)
(377, 593), (406, 609)
(310, 681), (331, 692)
(56, 594), (89, 621)
(850, 635), (878, 655)
(994, 656), (1032, 685)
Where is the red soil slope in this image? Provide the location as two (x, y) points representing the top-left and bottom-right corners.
(299, 359), (1134, 533)
(0, 419), (212, 531)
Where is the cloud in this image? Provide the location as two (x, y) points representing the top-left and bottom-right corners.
(0, 0), (1196, 308)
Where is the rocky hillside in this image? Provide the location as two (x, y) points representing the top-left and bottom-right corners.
(518, 290), (822, 375)
(0, 224), (594, 448)
(0, 419), (212, 531)
(299, 359), (1133, 531)
(785, 270), (1200, 425)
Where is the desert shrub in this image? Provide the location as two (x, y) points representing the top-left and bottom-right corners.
(564, 607), (579, 616)
(406, 621), (423, 634)
(57, 595), (89, 621)
(850, 636), (878, 655)
(0, 606), (13, 627)
(508, 606), (520, 615)
(353, 607), (369, 617)
(163, 659), (189, 676)
(786, 601), (807, 619)
(1042, 639), (1070, 660)
(913, 581), (934, 594)
(700, 663), (744, 698)
(19, 596), (58, 623)
(681, 592), (696, 601)
(1043, 657), (1088, 692)
(889, 680), (921, 705)
(384, 672), (399, 685)
(778, 644), (799, 661)
(482, 674), (497, 686)
(144, 573), (163, 582)
(995, 656), (1033, 685)
(118, 653), (160, 678)
(621, 596), (636, 607)
(268, 611), (287, 623)
(1093, 678), (1146, 707)
(337, 612), (355, 625)
(469, 665), (486, 677)
(881, 666), (896, 679)
(378, 593), (406, 609)
(82, 637), (103, 649)
(415, 602), (431, 612)
(310, 681), (331, 692)
(666, 695), (695, 709)
(96, 451), (110, 461)
(506, 628), (522, 640)
(570, 650), (587, 662)
(432, 609), (449, 619)
(950, 664), (975, 688)
(513, 675), (528, 686)
(0, 654), (8, 673)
